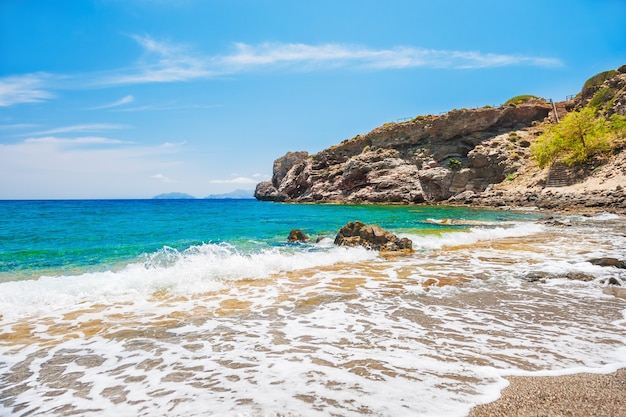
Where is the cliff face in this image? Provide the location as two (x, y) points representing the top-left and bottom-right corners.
(255, 65), (626, 209)
(255, 103), (550, 203)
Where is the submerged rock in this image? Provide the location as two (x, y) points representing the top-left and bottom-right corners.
(334, 221), (413, 252)
(523, 271), (595, 283)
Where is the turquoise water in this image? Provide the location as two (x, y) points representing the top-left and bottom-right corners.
(1, 200), (625, 417)
(0, 199), (531, 281)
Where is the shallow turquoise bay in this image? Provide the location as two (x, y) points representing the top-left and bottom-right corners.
(0, 199), (535, 281)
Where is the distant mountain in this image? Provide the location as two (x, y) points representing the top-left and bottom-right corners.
(205, 189), (254, 199)
(152, 192), (196, 199)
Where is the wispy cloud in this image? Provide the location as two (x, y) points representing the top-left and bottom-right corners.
(26, 123), (131, 137)
(0, 73), (55, 106)
(0, 123), (38, 130)
(218, 42), (563, 71)
(23, 136), (129, 147)
(102, 34), (216, 85)
(112, 102), (222, 112)
(100, 36), (562, 86)
(0, 37), (563, 106)
(92, 95), (135, 109)
(209, 176), (258, 184)
(0, 136), (183, 192)
(151, 173), (177, 183)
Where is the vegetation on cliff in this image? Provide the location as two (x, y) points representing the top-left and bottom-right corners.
(582, 70), (619, 94)
(503, 95), (541, 106)
(530, 67), (626, 169)
(531, 108), (626, 168)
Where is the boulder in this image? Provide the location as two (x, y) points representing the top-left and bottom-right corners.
(287, 229), (309, 242)
(334, 221), (413, 252)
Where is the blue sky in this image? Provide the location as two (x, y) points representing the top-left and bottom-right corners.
(1, 0), (624, 199)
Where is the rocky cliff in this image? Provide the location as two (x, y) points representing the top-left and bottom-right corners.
(256, 65), (626, 210)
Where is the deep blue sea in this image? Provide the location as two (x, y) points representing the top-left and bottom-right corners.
(1, 200), (625, 417)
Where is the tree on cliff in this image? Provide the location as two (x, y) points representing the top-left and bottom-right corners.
(531, 107), (625, 168)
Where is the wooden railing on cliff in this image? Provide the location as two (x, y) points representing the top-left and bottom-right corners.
(549, 99), (560, 123)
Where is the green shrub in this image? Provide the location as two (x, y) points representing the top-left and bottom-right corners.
(582, 70), (618, 93)
(588, 87), (616, 109)
(504, 95), (540, 106)
(508, 132), (520, 142)
(610, 113), (626, 144)
(530, 107), (625, 168)
(447, 158), (462, 171)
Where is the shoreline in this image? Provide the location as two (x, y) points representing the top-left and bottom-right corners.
(469, 368), (626, 417)
(280, 199), (626, 217)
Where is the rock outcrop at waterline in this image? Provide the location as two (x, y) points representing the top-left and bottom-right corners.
(255, 103), (551, 204)
(334, 221), (413, 252)
(287, 229), (309, 242)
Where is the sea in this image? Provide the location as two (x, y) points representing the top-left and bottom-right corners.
(0, 199), (625, 417)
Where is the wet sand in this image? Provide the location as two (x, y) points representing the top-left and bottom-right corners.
(469, 368), (626, 417)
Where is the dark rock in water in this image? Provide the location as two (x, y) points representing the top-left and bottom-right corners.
(522, 272), (548, 283)
(564, 272), (595, 282)
(538, 216), (576, 227)
(588, 258), (626, 269)
(287, 229), (309, 242)
(334, 221), (412, 252)
(607, 277), (622, 286)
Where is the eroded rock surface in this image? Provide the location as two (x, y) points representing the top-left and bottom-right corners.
(334, 221), (413, 252)
(256, 104), (550, 203)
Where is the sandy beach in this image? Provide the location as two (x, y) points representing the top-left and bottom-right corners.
(469, 369), (626, 417)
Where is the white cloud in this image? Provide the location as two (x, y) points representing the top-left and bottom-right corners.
(102, 35), (216, 85)
(0, 37), (562, 109)
(217, 42), (563, 71)
(112, 102), (222, 112)
(151, 173), (177, 183)
(0, 38), (562, 102)
(26, 123), (131, 136)
(99, 37), (562, 86)
(23, 136), (128, 146)
(0, 123), (38, 130)
(209, 176), (258, 184)
(92, 95), (135, 109)
(0, 73), (54, 106)
(0, 135), (183, 198)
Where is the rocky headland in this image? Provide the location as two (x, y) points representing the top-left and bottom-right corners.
(256, 66), (626, 213)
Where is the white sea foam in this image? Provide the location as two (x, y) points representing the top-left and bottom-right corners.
(0, 223), (546, 319)
(2, 219), (626, 417)
(404, 222), (545, 251)
(0, 243), (378, 318)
